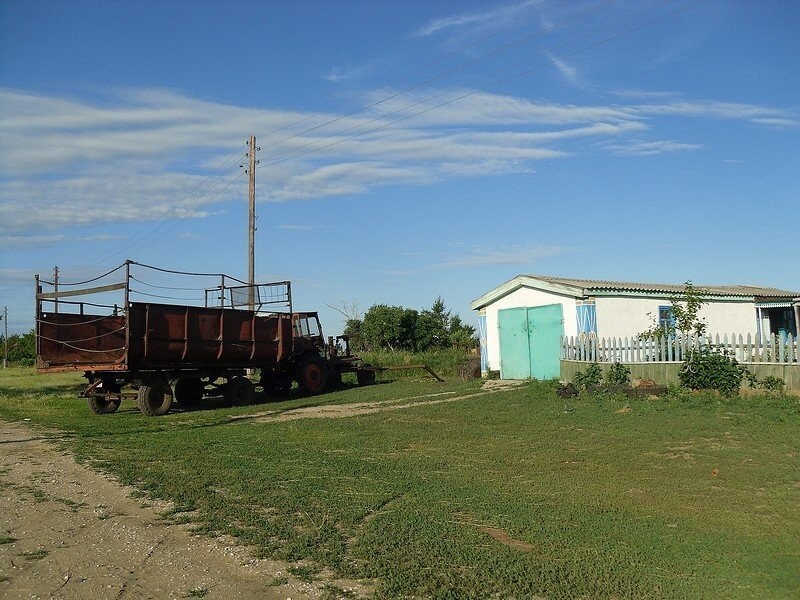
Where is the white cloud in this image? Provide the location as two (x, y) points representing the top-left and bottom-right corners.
(545, 51), (580, 86)
(323, 63), (374, 83)
(278, 224), (323, 231)
(432, 244), (571, 269)
(603, 140), (703, 156)
(0, 86), (795, 236)
(414, 0), (542, 37)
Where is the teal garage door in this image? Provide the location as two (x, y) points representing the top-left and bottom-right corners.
(498, 304), (564, 380)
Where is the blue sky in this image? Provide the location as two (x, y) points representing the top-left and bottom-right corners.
(1, 0), (798, 335)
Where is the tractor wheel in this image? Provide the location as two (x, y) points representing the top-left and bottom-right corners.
(298, 355), (329, 395)
(357, 365), (376, 386)
(225, 376), (256, 406)
(137, 385), (173, 416)
(87, 396), (121, 414)
(175, 378), (205, 408)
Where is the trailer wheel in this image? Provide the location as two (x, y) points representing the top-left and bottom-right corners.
(87, 396), (121, 414)
(298, 355), (329, 395)
(225, 376), (255, 406)
(137, 385), (173, 416)
(175, 378), (204, 408)
(357, 365), (376, 386)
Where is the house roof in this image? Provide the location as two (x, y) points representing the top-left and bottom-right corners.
(470, 274), (800, 310)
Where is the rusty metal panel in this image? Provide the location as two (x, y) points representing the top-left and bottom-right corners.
(38, 301), (290, 373)
(127, 302), (288, 370)
(37, 313), (126, 369)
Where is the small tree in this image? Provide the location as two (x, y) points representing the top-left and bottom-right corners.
(448, 314), (477, 351)
(640, 281), (707, 340)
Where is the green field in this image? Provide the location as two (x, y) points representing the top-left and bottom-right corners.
(1, 367), (798, 599)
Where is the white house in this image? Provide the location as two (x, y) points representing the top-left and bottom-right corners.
(471, 275), (800, 380)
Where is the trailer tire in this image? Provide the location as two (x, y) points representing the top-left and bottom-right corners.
(175, 378), (204, 408)
(225, 376), (255, 406)
(357, 365), (376, 386)
(87, 396), (121, 414)
(298, 355), (329, 395)
(137, 385), (173, 416)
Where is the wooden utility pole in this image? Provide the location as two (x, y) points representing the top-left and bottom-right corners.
(53, 266), (59, 314)
(248, 134), (256, 311)
(2, 306), (7, 369)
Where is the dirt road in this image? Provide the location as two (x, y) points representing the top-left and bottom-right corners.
(0, 420), (360, 600)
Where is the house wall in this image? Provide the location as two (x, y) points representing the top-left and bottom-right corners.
(594, 296), (758, 338)
(483, 287), (578, 373)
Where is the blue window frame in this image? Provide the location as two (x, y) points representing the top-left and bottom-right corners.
(658, 305), (676, 331)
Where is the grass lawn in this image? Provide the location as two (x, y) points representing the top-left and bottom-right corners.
(1, 367), (798, 598)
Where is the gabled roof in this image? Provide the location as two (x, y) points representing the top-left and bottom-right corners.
(470, 275), (800, 310)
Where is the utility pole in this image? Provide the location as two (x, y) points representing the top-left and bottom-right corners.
(247, 134), (256, 311)
(53, 265), (59, 314)
(2, 306), (7, 369)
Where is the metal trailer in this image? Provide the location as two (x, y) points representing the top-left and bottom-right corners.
(35, 261), (374, 416)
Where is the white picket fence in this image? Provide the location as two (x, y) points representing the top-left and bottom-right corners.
(561, 333), (799, 365)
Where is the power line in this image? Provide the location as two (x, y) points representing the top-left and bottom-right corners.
(251, 0), (574, 146)
(87, 142), (248, 267)
(255, 0), (619, 153)
(257, 0), (700, 170)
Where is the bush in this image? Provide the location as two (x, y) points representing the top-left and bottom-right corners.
(573, 362), (602, 390)
(606, 362), (631, 386)
(679, 348), (746, 397)
(758, 375), (785, 392)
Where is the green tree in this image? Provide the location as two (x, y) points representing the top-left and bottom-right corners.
(2, 329), (36, 365)
(416, 297), (450, 351)
(362, 305), (418, 351)
(342, 318), (365, 352)
(448, 314), (477, 350)
(641, 281), (707, 339)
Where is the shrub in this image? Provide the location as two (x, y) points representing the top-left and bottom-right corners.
(573, 362), (602, 390)
(606, 362), (631, 386)
(758, 375), (785, 392)
(679, 348), (746, 397)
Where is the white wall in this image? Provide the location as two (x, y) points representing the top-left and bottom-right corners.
(483, 287), (578, 372)
(594, 296), (758, 338)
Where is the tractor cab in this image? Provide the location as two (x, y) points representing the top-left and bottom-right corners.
(292, 312), (325, 354)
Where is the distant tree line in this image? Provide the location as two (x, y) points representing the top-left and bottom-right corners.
(343, 297), (476, 352)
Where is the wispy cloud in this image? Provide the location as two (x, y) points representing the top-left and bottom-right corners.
(414, 0), (542, 37)
(323, 63), (374, 83)
(432, 244), (572, 270)
(603, 139), (703, 156)
(0, 233), (121, 248)
(0, 86), (795, 236)
(544, 51), (581, 86)
(278, 224), (323, 231)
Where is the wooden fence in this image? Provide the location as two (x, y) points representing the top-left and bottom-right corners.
(561, 333), (799, 365)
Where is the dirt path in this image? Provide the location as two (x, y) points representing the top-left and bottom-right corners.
(0, 421), (361, 600)
(234, 379), (527, 424)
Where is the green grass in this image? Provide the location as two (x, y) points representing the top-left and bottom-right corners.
(1, 366), (798, 598)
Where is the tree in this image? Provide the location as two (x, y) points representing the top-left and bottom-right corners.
(448, 314), (477, 350)
(640, 281), (707, 340)
(362, 305), (417, 351)
(342, 318), (365, 352)
(1, 329), (36, 365)
(416, 297), (450, 351)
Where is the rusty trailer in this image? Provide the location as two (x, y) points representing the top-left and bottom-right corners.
(35, 261), (311, 415)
